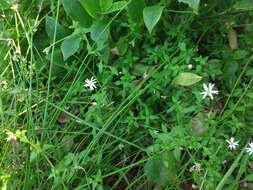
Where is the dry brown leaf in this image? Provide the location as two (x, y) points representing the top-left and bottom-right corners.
(228, 27), (239, 49)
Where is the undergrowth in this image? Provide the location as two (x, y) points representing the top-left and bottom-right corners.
(1, 0), (253, 189)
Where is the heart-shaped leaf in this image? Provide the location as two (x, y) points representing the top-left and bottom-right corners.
(143, 5), (164, 34)
(172, 72), (202, 86)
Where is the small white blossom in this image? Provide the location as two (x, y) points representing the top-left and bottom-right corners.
(43, 47), (50, 55)
(246, 142), (253, 156)
(189, 162), (201, 172)
(84, 77), (97, 91)
(226, 137), (239, 150)
(200, 83), (218, 100)
(6, 131), (17, 142)
(7, 39), (14, 47)
(11, 4), (19, 12)
(143, 71), (148, 79)
(188, 64), (193, 69)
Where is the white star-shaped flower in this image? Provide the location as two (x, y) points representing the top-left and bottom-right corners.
(84, 77), (97, 91)
(226, 137), (239, 150)
(246, 142), (253, 156)
(200, 83), (218, 100)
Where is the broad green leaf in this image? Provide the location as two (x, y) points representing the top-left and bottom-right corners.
(62, 0), (92, 28)
(178, 0), (200, 14)
(245, 174), (253, 181)
(61, 34), (82, 61)
(144, 152), (177, 186)
(100, 0), (113, 11)
(101, 1), (127, 13)
(143, 5), (164, 34)
(127, 0), (145, 23)
(79, 0), (101, 18)
(172, 72), (202, 86)
(234, 0), (253, 10)
(0, 0), (9, 10)
(45, 16), (70, 41)
(90, 18), (109, 50)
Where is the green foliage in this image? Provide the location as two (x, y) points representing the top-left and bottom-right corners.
(127, 0), (145, 23)
(144, 152), (177, 186)
(172, 72), (202, 86)
(62, 0), (92, 28)
(45, 16), (70, 41)
(143, 5), (164, 34)
(234, 0), (253, 10)
(178, 0), (200, 13)
(79, 0), (101, 18)
(1, 0), (253, 189)
(61, 34), (82, 60)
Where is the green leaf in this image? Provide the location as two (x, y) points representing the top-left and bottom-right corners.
(144, 152), (177, 186)
(178, 0), (200, 14)
(172, 72), (202, 86)
(45, 49), (67, 77)
(101, 1), (127, 13)
(234, 0), (253, 10)
(61, 34), (82, 61)
(245, 174), (253, 181)
(127, 0), (145, 23)
(100, 0), (113, 11)
(45, 16), (70, 41)
(79, 0), (101, 18)
(62, 0), (92, 28)
(90, 17), (109, 50)
(143, 5), (164, 34)
(0, 0), (9, 10)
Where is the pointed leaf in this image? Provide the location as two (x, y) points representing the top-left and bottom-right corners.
(61, 34), (82, 61)
(178, 0), (200, 14)
(172, 72), (202, 86)
(62, 0), (92, 28)
(143, 5), (164, 34)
